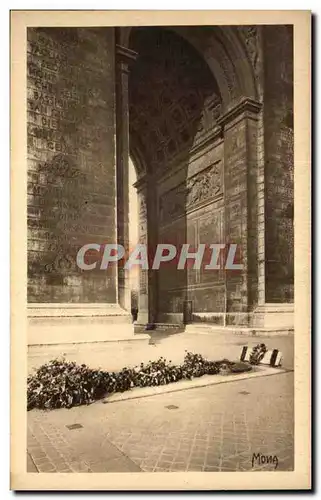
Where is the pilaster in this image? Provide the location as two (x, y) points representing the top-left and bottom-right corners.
(218, 97), (262, 324)
(115, 43), (138, 312)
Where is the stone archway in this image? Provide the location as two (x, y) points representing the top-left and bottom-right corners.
(25, 25), (293, 345)
(117, 26), (262, 327)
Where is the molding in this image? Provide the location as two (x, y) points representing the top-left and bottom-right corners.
(154, 129), (224, 187)
(116, 44), (138, 65)
(133, 175), (148, 190)
(217, 97), (262, 127)
(189, 127), (223, 159)
(158, 281), (225, 294)
(27, 303), (131, 318)
(251, 303), (294, 329)
(254, 303), (294, 313)
(185, 324), (293, 336)
(28, 303), (122, 309)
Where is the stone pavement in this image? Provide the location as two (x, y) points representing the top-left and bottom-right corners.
(27, 370), (294, 473)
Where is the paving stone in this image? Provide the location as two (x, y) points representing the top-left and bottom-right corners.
(27, 372), (294, 473)
(30, 450), (47, 460)
(171, 463), (187, 471)
(204, 465), (221, 472)
(32, 457), (51, 467)
(106, 457), (142, 472)
(27, 453), (38, 473)
(157, 461), (173, 469)
(37, 463), (56, 473)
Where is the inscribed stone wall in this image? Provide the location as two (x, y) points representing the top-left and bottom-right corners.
(27, 27), (117, 303)
(263, 25), (294, 303)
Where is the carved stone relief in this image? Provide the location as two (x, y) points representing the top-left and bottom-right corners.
(159, 160), (223, 225)
(237, 25), (261, 90)
(186, 161), (222, 206)
(237, 26), (258, 71)
(138, 194), (147, 218)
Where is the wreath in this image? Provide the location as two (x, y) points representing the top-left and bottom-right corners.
(249, 343), (268, 365)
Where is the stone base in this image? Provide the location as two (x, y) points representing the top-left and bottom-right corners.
(134, 322), (184, 334)
(136, 311), (149, 325)
(191, 312), (250, 326)
(250, 303), (294, 329)
(189, 303), (294, 330)
(157, 313), (184, 324)
(109, 304), (294, 335)
(185, 324), (293, 336)
(28, 303), (150, 346)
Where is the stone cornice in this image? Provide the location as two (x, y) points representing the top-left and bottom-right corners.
(189, 126), (223, 158)
(133, 175), (148, 191)
(116, 44), (138, 65)
(217, 97), (262, 127)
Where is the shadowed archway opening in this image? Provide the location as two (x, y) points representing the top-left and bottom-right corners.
(128, 27), (224, 325)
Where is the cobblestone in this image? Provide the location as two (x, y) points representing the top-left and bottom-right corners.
(27, 371), (293, 473)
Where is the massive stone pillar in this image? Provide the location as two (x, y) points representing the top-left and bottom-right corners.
(26, 27), (143, 344)
(249, 25), (294, 331)
(218, 97), (261, 326)
(115, 42), (137, 313)
(263, 25), (294, 304)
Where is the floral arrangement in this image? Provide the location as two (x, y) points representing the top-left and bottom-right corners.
(27, 352), (252, 411)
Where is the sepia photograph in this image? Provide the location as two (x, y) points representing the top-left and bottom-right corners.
(10, 9), (311, 491)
